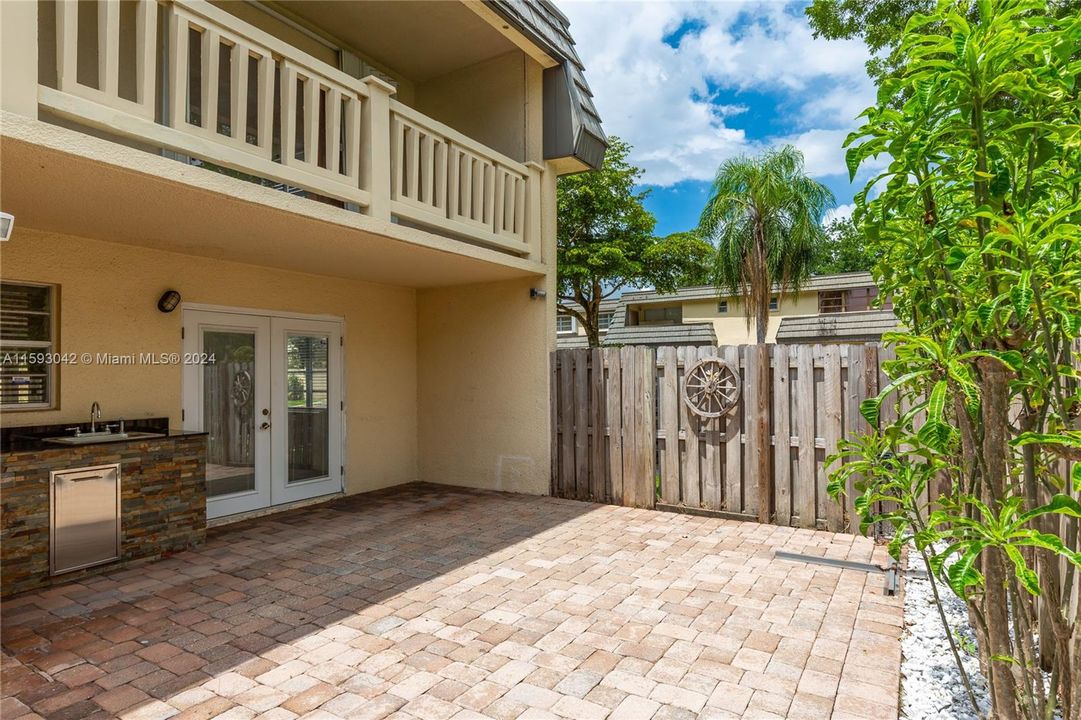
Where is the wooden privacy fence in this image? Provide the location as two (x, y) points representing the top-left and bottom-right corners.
(550, 343), (900, 535)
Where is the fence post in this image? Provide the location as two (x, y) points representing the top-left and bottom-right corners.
(749, 345), (772, 524)
(637, 346), (656, 508)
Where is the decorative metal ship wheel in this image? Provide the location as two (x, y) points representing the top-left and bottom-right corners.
(231, 370), (253, 408)
(683, 357), (741, 418)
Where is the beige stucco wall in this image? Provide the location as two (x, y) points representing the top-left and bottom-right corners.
(415, 52), (529, 162)
(416, 276), (551, 495)
(0, 228), (419, 494)
(681, 291), (821, 343)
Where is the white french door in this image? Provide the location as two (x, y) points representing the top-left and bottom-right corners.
(183, 309), (343, 519)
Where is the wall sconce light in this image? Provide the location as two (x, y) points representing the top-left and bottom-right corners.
(530, 288), (547, 299)
(0, 212), (14, 241)
(157, 290), (181, 313)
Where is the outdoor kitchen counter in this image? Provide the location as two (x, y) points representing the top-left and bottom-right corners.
(1, 421), (207, 597)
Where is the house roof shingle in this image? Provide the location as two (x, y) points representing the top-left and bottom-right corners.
(486, 0), (607, 170)
(775, 310), (899, 344)
(603, 322), (717, 347)
(620, 271), (878, 305)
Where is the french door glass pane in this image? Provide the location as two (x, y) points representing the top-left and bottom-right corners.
(286, 334), (329, 483)
(203, 331), (257, 498)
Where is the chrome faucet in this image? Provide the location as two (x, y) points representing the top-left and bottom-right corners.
(90, 401), (101, 433)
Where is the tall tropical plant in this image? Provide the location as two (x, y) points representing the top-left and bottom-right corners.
(697, 146), (834, 343)
(834, 1), (1081, 718)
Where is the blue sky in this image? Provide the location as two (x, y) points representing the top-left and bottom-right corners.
(561, 1), (885, 236)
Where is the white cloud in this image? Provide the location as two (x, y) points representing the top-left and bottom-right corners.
(561, 1), (877, 187)
(823, 202), (855, 224)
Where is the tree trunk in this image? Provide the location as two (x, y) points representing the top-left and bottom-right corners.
(755, 310), (767, 344)
(978, 356), (1022, 719)
(586, 324), (601, 348)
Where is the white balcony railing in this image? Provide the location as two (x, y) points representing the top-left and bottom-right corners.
(39, 0), (540, 257)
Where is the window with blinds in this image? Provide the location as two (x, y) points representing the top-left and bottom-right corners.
(0, 282), (57, 409)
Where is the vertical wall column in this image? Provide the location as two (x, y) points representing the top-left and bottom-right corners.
(361, 76), (396, 222)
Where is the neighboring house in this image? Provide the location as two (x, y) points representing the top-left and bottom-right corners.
(557, 271), (897, 348)
(0, 0), (604, 585)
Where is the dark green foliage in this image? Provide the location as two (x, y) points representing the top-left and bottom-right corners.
(811, 217), (879, 274)
(557, 137), (713, 346)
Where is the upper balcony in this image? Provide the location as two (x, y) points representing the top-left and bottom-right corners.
(26, 0), (552, 260)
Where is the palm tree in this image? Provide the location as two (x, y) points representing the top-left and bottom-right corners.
(698, 145), (834, 343)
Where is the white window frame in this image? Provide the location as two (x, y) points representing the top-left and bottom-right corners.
(769, 296), (779, 311)
(1, 281), (59, 411)
(598, 312), (614, 332)
(717, 300), (729, 313)
(556, 315), (577, 335)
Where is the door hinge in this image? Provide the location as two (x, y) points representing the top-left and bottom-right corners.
(181, 408), (185, 421)
(340, 337), (343, 347)
(340, 465), (344, 476)
(181, 326), (185, 339)
(340, 401), (344, 411)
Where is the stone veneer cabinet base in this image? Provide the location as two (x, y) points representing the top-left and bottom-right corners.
(1, 434), (207, 597)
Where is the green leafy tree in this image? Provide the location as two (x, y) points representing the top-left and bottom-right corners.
(697, 145), (834, 343)
(833, 2), (1081, 717)
(811, 217), (879, 274)
(807, 0), (1079, 82)
(806, 0), (939, 81)
(557, 137), (713, 346)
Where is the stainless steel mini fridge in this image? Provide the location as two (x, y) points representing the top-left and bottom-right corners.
(50, 463), (121, 574)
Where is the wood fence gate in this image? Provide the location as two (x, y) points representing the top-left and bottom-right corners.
(550, 343), (900, 534)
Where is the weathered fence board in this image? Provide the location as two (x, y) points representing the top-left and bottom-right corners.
(552, 342), (902, 533)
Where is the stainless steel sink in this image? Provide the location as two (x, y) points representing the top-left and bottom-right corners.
(44, 431), (166, 445)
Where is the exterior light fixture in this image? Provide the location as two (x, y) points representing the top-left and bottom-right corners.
(0, 212), (13, 241)
(530, 288), (547, 299)
(157, 290), (181, 313)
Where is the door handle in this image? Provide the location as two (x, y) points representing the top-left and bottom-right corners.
(260, 422), (271, 430)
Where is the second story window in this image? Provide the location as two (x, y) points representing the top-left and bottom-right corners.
(769, 297), (779, 311)
(598, 312), (615, 331)
(717, 300), (729, 313)
(641, 306), (682, 324)
(1, 281), (58, 410)
(819, 291), (845, 314)
(556, 315), (577, 334)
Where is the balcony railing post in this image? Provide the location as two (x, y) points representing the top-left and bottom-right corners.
(360, 76), (396, 222)
(525, 161), (544, 261)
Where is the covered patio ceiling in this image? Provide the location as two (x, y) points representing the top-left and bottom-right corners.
(0, 120), (545, 290)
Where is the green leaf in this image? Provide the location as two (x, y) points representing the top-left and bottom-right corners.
(1004, 545), (1040, 596)
(917, 420), (953, 453)
(946, 549), (983, 597)
(1016, 494), (1081, 526)
(1010, 270), (1033, 321)
(860, 397), (882, 427)
(1012, 432), (1081, 450)
(927, 380), (948, 423)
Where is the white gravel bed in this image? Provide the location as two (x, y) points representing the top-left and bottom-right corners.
(901, 548), (991, 720)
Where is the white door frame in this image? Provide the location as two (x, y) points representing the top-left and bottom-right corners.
(182, 310), (272, 519)
(270, 316), (343, 505)
(182, 307), (345, 519)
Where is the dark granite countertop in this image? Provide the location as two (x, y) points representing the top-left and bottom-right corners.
(1, 417), (207, 454)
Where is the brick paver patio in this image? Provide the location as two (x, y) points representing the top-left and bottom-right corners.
(1, 484), (903, 720)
